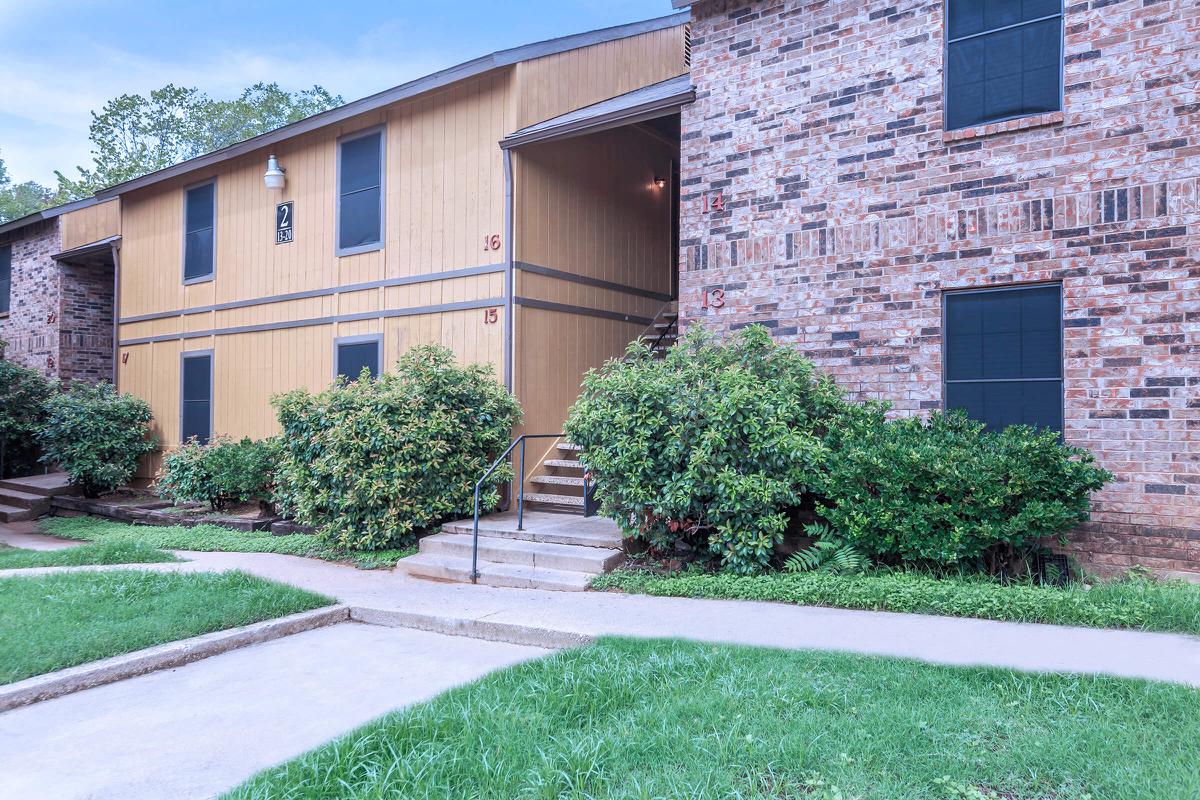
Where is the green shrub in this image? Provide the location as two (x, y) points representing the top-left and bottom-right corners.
(0, 359), (55, 478)
(820, 410), (1112, 569)
(272, 345), (520, 550)
(38, 382), (155, 497)
(156, 436), (277, 511)
(565, 325), (860, 574)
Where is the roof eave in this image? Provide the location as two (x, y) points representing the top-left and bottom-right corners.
(95, 11), (690, 200)
(501, 86), (695, 149)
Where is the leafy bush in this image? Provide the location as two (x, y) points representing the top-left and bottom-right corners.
(784, 523), (868, 576)
(0, 359), (55, 478)
(156, 436), (277, 511)
(820, 410), (1112, 570)
(38, 382), (155, 497)
(273, 345), (520, 550)
(566, 325), (860, 574)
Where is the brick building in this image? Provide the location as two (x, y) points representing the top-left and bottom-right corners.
(0, 197), (120, 384)
(676, 0), (1199, 574)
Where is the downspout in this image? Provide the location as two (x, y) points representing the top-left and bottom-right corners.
(110, 242), (120, 388)
(502, 148), (514, 393)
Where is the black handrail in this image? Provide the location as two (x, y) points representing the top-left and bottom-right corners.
(471, 433), (563, 583)
(650, 313), (678, 352)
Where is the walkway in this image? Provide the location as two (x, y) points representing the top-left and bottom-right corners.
(0, 623), (544, 800)
(5, 522), (1199, 687)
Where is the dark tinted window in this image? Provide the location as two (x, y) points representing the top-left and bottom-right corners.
(0, 245), (10, 314)
(337, 340), (379, 381)
(184, 182), (215, 280)
(945, 285), (1062, 432)
(338, 131), (382, 252)
(181, 354), (212, 444)
(946, 0), (1061, 130)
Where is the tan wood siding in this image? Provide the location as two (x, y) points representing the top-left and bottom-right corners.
(114, 24), (684, 465)
(60, 199), (120, 251)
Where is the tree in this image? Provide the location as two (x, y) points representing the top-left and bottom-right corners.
(0, 153), (54, 224)
(56, 82), (343, 198)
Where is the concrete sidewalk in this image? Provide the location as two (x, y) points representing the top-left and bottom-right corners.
(0, 623), (545, 800)
(6, 524), (1196, 686)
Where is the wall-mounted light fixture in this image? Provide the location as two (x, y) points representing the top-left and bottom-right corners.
(263, 154), (286, 190)
(653, 175), (666, 189)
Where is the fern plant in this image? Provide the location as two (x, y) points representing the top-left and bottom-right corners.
(785, 523), (869, 576)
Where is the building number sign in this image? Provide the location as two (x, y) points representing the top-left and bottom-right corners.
(275, 201), (294, 244)
(700, 192), (726, 214)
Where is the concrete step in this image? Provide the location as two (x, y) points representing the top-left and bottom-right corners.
(543, 459), (583, 469)
(0, 473), (78, 497)
(396, 552), (594, 591)
(441, 513), (621, 548)
(419, 532), (623, 574)
(0, 503), (36, 523)
(0, 488), (52, 512)
(524, 492), (584, 508)
(531, 475), (584, 488)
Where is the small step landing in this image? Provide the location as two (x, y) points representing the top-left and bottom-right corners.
(398, 510), (623, 591)
(0, 473), (76, 522)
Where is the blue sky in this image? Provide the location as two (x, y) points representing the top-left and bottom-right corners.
(0, 0), (670, 185)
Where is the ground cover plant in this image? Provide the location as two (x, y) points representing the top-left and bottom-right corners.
(273, 344), (520, 551)
(0, 570), (332, 683)
(38, 382), (156, 497)
(592, 568), (1200, 636)
(226, 637), (1200, 800)
(40, 516), (416, 569)
(0, 540), (177, 570)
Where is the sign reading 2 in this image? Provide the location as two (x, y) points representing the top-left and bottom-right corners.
(275, 201), (294, 244)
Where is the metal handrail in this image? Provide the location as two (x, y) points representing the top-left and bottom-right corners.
(471, 432), (563, 583)
(649, 313), (678, 353)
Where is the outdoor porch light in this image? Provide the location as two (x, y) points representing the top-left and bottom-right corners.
(653, 175), (666, 189)
(263, 154), (286, 190)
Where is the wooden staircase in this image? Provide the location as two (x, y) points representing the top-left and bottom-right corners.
(523, 301), (679, 513)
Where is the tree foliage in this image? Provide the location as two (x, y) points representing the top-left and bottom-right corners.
(56, 82), (343, 198)
(0, 152), (54, 224)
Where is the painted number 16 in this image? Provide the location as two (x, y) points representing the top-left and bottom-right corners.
(483, 234), (502, 251)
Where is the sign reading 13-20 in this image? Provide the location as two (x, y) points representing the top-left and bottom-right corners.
(275, 201), (294, 244)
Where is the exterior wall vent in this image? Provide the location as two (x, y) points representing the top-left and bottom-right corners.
(684, 23), (692, 68)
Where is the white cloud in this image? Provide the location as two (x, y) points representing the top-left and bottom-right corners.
(0, 36), (452, 184)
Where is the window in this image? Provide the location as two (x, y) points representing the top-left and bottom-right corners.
(337, 128), (383, 255)
(183, 181), (216, 282)
(335, 335), (381, 381)
(181, 351), (212, 444)
(0, 245), (10, 314)
(945, 0), (1062, 130)
(944, 284), (1062, 433)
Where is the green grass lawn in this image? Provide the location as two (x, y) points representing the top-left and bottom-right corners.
(40, 516), (416, 569)
(227, 637), (1200, 800)
(0, 570), (333, 684)
(592, 568), (1200, 637)
(0, 540), (178, 570)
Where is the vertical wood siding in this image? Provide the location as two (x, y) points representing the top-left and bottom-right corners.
(59, 200), (120, 251)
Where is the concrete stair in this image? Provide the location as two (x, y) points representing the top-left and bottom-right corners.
(398, 510), (624, 591)
(0, 473), (77, 523)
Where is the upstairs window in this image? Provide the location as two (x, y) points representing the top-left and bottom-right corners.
(183, 181), (216, 283)
(337, 128), (384, 255)
(181, 351), (213, 444)
(0, 245), (10, 314)
(335, 335), (381, 382)
(946, 0), (1063, 130)
(944, 284), (1062, 433)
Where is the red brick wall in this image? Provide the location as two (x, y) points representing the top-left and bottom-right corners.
(679, 0), (1200, 575)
